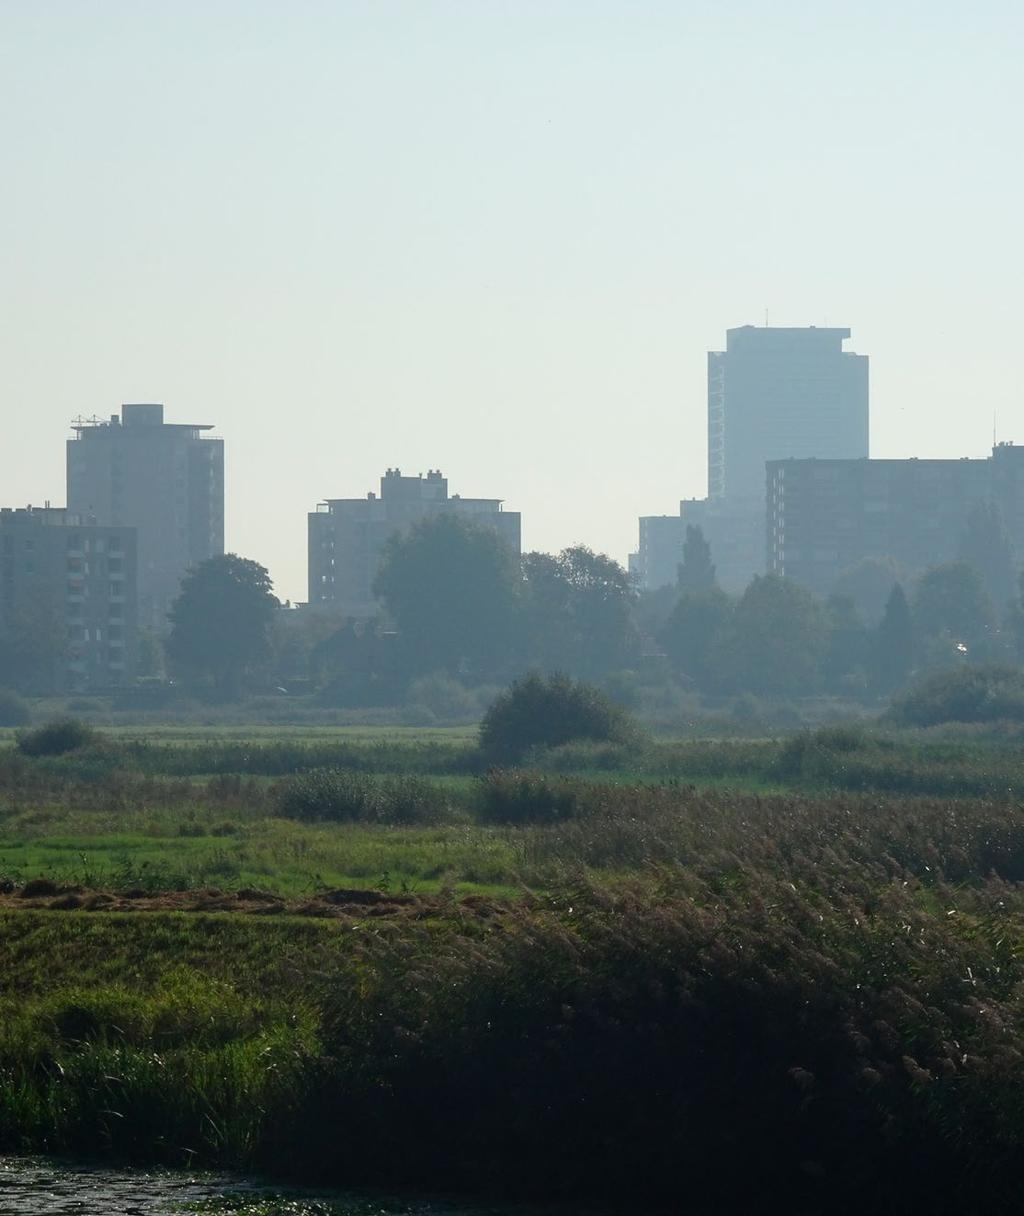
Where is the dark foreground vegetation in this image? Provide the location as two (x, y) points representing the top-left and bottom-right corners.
(4, 721), (1024, 1212)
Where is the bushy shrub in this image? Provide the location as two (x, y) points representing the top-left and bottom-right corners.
(479, 673), (635, 764)
(0, 688), (30, 728)
(888, 664), (1024, 727)
(274, 768), (448, 824)
(477, 770), (585, 825)
(17, 718), (97, 757)
(776, 725), (871, 778)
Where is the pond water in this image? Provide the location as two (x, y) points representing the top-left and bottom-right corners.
(0, 1158), (512, 1216)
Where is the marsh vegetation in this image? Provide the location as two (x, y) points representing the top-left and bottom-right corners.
(3, 718), (1024, 1212)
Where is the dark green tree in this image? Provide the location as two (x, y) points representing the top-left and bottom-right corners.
(136, 628), (164, 679)
(911, 562), (994, 659)
(632, 584), (679, 640)
(311, 619), (407, 707)
(832, 557), (905, 627)
(873, 582), (913, 693)
(374, 515), (520, 679)
(659, 585), (732, 690)
(1006, 571), (1024, 664)
(0, 597), (66, 693)
(958, 500), (1014, 611)
(822, 593), (870, 694)
(520, 545), (638, 680)
(713, 574), (828, 696)
(677, 526), (716, 593)
(166, 554), (278, 696)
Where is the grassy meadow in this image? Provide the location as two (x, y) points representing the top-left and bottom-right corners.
(4, 720), (1024, 1211)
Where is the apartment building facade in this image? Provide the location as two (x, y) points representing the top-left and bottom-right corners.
(0, 507), (138, 690)
(628, 515), (686, 591)
(766, 443), (1024, 595)
(308, 468), (521, 617)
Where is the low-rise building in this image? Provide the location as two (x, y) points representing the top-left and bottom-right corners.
(0, 507), (138, 691)
(308, 468), (521, 617)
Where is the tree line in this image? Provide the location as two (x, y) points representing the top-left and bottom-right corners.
(5, 498), (1024, 705)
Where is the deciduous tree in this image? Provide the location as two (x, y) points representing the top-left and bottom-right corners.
(166, 555), (278, 696)
(713, 574), (828, 696)
(659, 586), (732, 691)
(374, 515), (520, 679)
(911, 562), (994, 657)
(520, 546), (638, 680)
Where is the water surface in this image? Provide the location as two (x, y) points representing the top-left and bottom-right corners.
(0, 1158), (511, 1216)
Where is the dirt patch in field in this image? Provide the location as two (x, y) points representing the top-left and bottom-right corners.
(1, 882), (514, 921)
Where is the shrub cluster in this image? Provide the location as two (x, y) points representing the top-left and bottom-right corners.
(477, 770), (585, 825)
(479, 673), (635, 764)
(273, 768), (449, 825)
(889, 664), (1024, 727)
(16, 718), (97, 757)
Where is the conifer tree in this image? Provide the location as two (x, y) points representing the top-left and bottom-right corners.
(677, 526), (716, 592)
(874, 582), (913, 692)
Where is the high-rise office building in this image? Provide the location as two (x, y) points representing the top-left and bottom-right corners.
(67, 404), (224, 629)
(708, 326), (869, 505)
(658, 325), (870, 589)
(309, 468), (521, 617)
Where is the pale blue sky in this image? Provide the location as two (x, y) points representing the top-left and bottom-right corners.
(3, 1), (1022, 601)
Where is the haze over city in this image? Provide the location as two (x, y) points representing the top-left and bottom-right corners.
(4, 0), (1024, 601)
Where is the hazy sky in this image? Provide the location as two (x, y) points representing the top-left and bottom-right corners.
(3, 1), (1023, 602)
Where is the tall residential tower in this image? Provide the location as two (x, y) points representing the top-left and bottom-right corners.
(67, 404), (224, 629)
